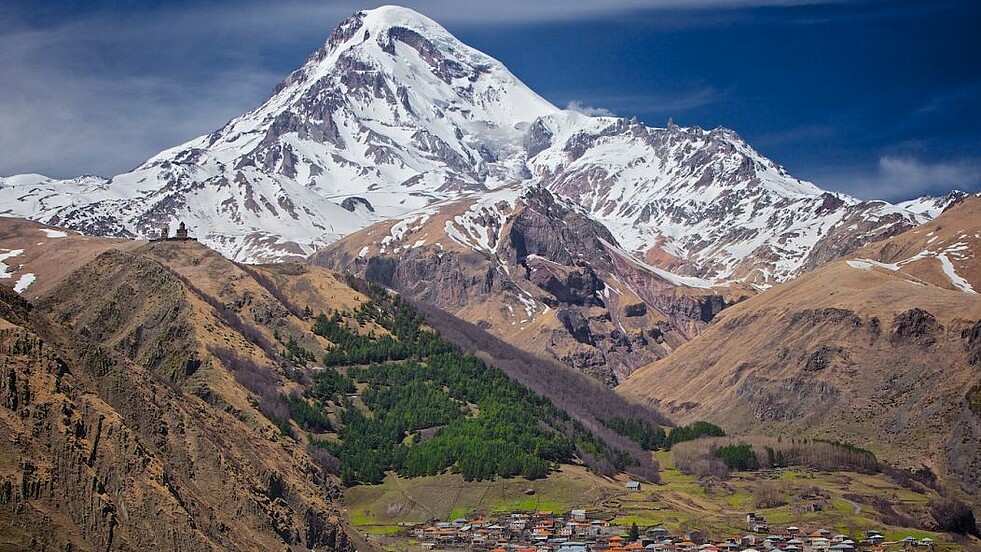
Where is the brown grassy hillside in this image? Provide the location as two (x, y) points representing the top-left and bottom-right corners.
(619, 199), (981, 500)
(0, 230), (370, 551)
(0, 216), (144, 298)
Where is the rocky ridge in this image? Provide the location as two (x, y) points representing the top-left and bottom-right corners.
(315, 185), (751, 384)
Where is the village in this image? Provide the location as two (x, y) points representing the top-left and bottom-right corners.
(408, 508), (938, 552)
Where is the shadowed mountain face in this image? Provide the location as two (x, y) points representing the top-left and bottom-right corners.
(618, 198), (981, 499)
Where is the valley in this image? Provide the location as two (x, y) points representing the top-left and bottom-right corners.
(345, 453), (958, 551)
(0, 4), (978, 551)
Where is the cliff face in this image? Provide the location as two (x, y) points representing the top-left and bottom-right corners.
(314, 187), (751, 385)
(0, 239), (365, 551)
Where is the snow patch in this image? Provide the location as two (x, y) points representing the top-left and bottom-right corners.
(937, 254), (976, 294)
(40, 228), (68, 238)
(516, 293), (536, 321)
(600, 239), (714, 288)
(845, 260), (873, 271)
(0, 249), (25, 279)
(13, 273), (36, 293)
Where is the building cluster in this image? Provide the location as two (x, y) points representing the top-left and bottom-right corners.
(154, 221), (194, 241)
(410, 510), (937, 552)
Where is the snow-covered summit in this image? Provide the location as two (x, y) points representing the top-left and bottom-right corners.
(0, 5), (965, 281)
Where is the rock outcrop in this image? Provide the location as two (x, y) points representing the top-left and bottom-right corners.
(315, 186), (749, 384)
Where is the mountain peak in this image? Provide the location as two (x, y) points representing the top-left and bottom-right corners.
(358, 5), (447, 34)
(320, 5), (451, 55)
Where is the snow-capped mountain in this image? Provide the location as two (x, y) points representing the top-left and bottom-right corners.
(525, 114), (965, 284)
(0, 5), (965, 282)
(0, 6), (556, 262)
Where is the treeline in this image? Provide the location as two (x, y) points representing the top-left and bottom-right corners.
(295, 283), (638, 484)
(312, 295), (453, 366)
(673, 436), (879, 479)
(397, 294), (666, 481)
(602, 417), (724, 450)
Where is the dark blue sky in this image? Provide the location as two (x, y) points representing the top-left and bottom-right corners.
(1, 0), (978, 201)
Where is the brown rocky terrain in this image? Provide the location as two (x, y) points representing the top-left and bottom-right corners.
(313, 186), (753, 385)
(619, 198), (981, 500)
(851, 196), (980, 294)
(0, 217), (144, 299)
(0, 227), (369, 551)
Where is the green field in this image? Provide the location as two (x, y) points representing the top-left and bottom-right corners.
(345, 465), (609, 534)
(345, 453), (965, 549)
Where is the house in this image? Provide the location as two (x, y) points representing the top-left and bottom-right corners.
(571, 509), (587, 522)
(625, 481), (642, 491)
(676, 541), (697, 552)
(810, 538), (830, 551)
(647, 528), (670, 540)
(746, 513), (766, 524)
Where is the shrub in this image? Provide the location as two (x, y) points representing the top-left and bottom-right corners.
(930, 497), (979, 536)
(713, 443), (758, 471)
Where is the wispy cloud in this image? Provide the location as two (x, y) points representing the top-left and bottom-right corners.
(813, 156), (981, 202)
(0, 19), (283, 178)
(390, 0), (850, 24)
(566, 101), (616, 117)
(913, 82), (981, 115)
(557, 87), (723, 120)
